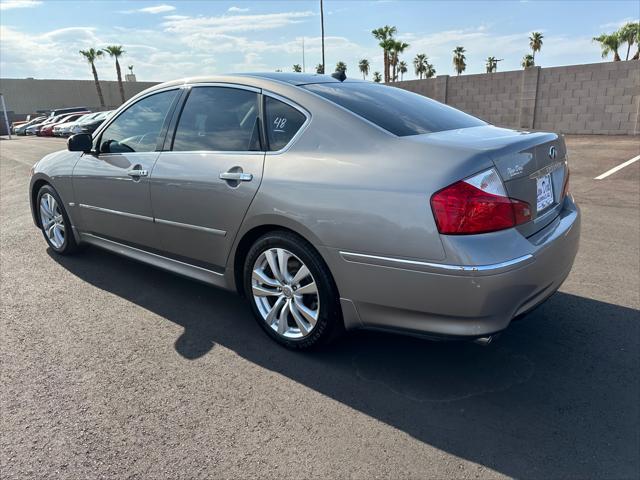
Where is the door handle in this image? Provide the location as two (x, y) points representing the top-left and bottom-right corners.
(127, 169), (148, 177)
(219, 171), (253, 182)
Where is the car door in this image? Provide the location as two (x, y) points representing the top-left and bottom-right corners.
(73, 88), (180, 249)
(150, 85), (265, 270)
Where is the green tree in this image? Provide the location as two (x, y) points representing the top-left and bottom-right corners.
(593, 33), (622, 61)
(618, 22), (639, 60)
(358, 59), (370, 80)
(390, 40), (409, 81)
(425, 62), (436, 78)
(486, 56), (502, 73)
(452, 46), (466, 75)
(335, 61), (347, 73)
(372, 25), (397, 82)
(413, 53), (428, 79)
(398, 60), (408, 81)
(293, 64), (302, 72)
(521, 53), (535, 68)
(373, 71), (382, 83)
(529, 32), (544, 61)
(103, 45), (126, 104)
(79, 48), (105, 108)
(315, 63), (325, 74)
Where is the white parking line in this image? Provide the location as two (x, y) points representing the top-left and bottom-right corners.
(594, 155), (640, 180)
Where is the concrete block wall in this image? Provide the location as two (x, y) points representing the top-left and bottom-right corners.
(395, 61), (639, 135)
(534, 61), (639, 135)
(0, 78), (159, 119)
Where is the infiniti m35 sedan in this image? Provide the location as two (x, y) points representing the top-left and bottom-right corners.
(29, 73), (580, 349)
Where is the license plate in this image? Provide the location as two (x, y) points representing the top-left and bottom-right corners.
(536, 174), (554, 212)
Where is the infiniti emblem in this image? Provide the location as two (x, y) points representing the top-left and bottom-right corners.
(549, 145), (557, 159)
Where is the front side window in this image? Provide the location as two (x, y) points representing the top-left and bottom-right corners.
(303, 82), (485, 136)
(172, 87), (260, 152)
(264, 96), (307, 151)
(99, 90), (178, 153)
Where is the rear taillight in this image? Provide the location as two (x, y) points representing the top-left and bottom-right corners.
(431, 168), (532, 235)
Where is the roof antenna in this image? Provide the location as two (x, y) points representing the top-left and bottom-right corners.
(331, 70), (346, 82)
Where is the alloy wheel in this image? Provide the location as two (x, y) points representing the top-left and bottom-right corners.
(39, 193), (65, 249)
(251, 248), (320, 339)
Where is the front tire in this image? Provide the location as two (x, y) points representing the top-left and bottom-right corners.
(244, 231), (343, 350)
(36, 184), (78, 255)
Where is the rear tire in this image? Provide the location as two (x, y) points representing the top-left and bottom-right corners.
(36, 184), (78, 255)
(244, 231), (343, 350)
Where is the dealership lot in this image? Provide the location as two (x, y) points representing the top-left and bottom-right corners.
(1, 135), (638, 478)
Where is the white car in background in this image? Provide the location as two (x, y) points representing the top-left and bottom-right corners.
(68, 110), (114, 136)
(54, 112), (101, 137)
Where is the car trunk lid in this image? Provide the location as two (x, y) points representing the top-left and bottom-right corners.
(408, 125), (569, 237)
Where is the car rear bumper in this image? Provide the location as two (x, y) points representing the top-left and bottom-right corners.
(326, 195), (581, 338)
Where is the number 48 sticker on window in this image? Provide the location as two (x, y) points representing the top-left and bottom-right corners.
(536, 173), (554, 212)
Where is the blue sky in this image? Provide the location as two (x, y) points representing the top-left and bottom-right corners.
(1, 0), (638, 81)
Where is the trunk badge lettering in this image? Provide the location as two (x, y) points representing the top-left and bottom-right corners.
(549, 146), (557, 159)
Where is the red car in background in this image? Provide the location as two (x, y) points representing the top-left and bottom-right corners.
(38, 112), (90, 137)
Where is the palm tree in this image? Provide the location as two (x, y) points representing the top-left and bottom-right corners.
(425, 62), (436, 78)
(373, 71), (382, 83)
(521, 54), (535, 68)
(335, 61), (347, 73)
(485, 56), (502, 73)
(293, 64), (302, 72)
(452, 46), (466, 75)
(593, 33), (622, 61)
(398, 61), (408, 81)
(390, 40), (409, 81)
(618, 22), (639, 60)
(103, 45), (126, 104)
(316, 63), (325, 74)
(79, 48), (105, 108)
(413, 53), (428, 79)
(529, 32), (544, 61)
(358, 59), (370, 80)
(372, 25), (397, 83)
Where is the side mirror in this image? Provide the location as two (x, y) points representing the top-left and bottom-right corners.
(67, 133), (93, 153)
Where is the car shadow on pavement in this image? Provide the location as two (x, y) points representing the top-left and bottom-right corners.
(49, 247), (639, 479)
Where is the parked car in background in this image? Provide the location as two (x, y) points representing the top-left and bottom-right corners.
(29, 73), (580, 349)
(49, 106), (89, 118)
(14, 116), (47, 135)
(50, 112), (92, 137)
(55, 112), (99, 137)
(27, 115), (65, 136)
(40, 112), (90, 137)
(73, 110), (113, 136)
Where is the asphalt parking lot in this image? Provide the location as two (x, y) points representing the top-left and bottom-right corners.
(1, 135), (638, 479)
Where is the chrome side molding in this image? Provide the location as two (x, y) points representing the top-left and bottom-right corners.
(339, 251), (534, 276)
(78, 203), (227, 236)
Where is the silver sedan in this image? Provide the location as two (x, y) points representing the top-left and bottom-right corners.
(29, 73), (580, 349)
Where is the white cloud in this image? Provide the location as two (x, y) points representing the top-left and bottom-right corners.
(599, 17), (637, 30)
(121, 4), (176, 14)
(161, 11), (315, 35)
(228, 6), (249, 13)
(0, 0), (41, 10)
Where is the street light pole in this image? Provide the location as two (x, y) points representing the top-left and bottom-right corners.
(320, 0), (325, 73)
(0, 94), (11, 139)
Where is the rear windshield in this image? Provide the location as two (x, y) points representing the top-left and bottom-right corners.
(303, 82), (485, 136)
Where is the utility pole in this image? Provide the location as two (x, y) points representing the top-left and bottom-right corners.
(0, 94), (11, 139)
(302, 37), (306, 73)
(320, 0), (325, 73)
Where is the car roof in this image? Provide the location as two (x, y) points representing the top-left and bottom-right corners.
(145, 72), (364, 93)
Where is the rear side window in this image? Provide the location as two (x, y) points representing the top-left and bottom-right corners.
(303, 82), (485, 136)
(265, 96), (307, 151)
(172, 87), (261, 152)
